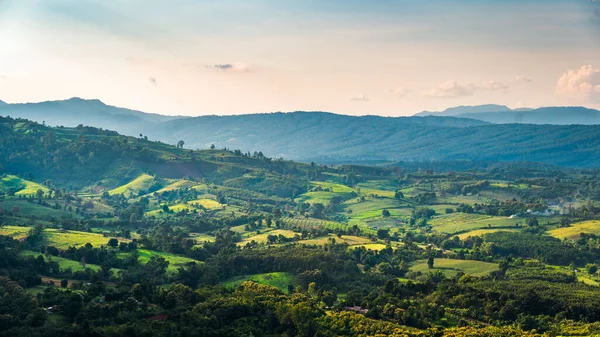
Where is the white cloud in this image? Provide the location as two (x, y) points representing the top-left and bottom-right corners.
(424, 81), (477, 98)
(391, 87), (410, 98)
(515, 75), (532, 83)
(148, 76), (157, 87)
(482, 80), (509, 92)
(206, 63), (252, 73)
(350, 94), (370, 101)
(556, 65), (600, 102)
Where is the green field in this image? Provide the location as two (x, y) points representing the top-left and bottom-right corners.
(410, 258), (499, 277)
(0, 225), (31, 240)
(221, 272), (296, 293)
(0, 175), (50, 196)
(188, 198), (223, 209)
(300, 234), (373, 246)
(429, 213), (531, 234)
(44, 228), (125, 249)
(548, 220), (600, 239)
(0, 200), (78, 218)
(125, 249), (198, 273)
(109, 174), (156, 197)
(20, 250), (114, 274)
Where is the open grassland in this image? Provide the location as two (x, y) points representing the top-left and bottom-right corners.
(410, 258), (499, 277)
(221, 272), (296, 293)
(0, 200), (78, 218)
(44, 228), (126, 249)
(295, 181), (355, 204)
(548, 220), (600, 239)
(0, 175), (50, 196)
(109, 174), (156, 197)
(350, 243), (388, 251)
(454, 228), (519, 240)
(429, 213), (536, 234)
(0, 225), (31, 240)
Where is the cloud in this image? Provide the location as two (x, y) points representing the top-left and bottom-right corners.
(424, 81), (477, 98)
(555, 65), (600, 102)
(0, 75), (7, 80)
(350, 94), (370, 101)
(482, 80), (509, 92)
(148, 76), (157, 87)
(516, 75), (532, 83)
(206, 63), (251, 73)
(391, 87), (410, 98)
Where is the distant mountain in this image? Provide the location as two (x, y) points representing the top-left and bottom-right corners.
(0, 99), (6, 106)
(415, 105), (600, 125)
(458, 106), (600, 125)
(416, 104), (515, 117)
(0, 97), (182, 135)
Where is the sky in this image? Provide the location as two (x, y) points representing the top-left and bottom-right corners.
(0, 0), (599, 116)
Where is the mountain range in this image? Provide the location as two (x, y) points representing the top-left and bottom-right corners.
(1, 98), (600, 166)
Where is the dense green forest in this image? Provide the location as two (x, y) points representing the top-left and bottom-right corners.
(3, 117), (600, 336)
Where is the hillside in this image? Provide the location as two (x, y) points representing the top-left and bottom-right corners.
(0, 97), (182, 135)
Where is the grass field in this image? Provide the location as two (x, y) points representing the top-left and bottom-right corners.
(300, 234), (372, 246)
(0, 200), (78, 218)
(238, 229), (298, 245)
(20, 250), (120, 275)
(221, 272), (296, 292)
(548, 220), (600, 239)
(350, 243), (388, 251)
(0, 175), (50, 196)
(44, 228), (126, 249)
(410, 258), (498, 277)
(429, 213), (531, 234)
(109, 174), (156, 197)
(129, 249), (198, 273)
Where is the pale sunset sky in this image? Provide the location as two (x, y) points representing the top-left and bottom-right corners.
(0, 0), (599, 116)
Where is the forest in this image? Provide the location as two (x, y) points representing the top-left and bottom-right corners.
(2, 116), (600, 336)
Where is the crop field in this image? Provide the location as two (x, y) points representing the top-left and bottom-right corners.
(0, 225), (31, 240)
(0, 175), (50, 196)
(221, 272), (296, 292)
(109, 174), (156, 197)
(548, 220), (600, 239)
(351, 243), (388, 251)
(454, 228), (519, 240)
(44, 228), (126, 249)
(410, 258), (499, 277)
(429, 213), (532, 234)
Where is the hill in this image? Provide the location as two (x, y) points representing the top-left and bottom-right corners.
(416, 104), (514, 117)
(0, 97), (182, 135)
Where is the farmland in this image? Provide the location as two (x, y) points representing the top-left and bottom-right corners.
(410, 258), (499, 277)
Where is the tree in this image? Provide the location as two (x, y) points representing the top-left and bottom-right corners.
(60, 279), (69, 288)
(587, 263), (598, 275)
(527, 217), (539, 227)
(394, 191), (404, 199)
(210, 144), (215, 149)
(108, 238), (119, 248)
(382, 209), (391, 217)
(427, 256), (435, 269)
(177, 140), (185, 148)
(36, 189), (44, 199)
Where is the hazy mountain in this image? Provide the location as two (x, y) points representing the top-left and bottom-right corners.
(458, 106), (600, 125)
(415, 104), (514, 117)
(0, 97), (182, 135)
(0, 99), (6, 106)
